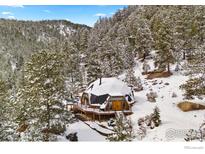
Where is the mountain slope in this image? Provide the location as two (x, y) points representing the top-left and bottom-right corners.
(0, 19), (90, 80)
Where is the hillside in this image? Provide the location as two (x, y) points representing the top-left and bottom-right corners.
(0, 19), (90, 80)
(0, 5), (205, 142)
(60, 53), (204, 141)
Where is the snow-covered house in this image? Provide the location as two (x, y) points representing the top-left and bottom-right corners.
(73, 77), (135, 120)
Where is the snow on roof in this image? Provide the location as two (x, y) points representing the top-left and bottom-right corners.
(85, 77), (132, 96)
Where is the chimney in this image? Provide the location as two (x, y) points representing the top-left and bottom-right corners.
(99, 77), (102, 85)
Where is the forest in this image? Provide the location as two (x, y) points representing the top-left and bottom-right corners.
(0, 5), (205, 141)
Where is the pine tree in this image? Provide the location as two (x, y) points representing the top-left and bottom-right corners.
(16, 50), (73, 141)
(180, 44), (205, 98)
(152, 10), (175, 72)
(125, 68), (143, 91)
(192, 6), (205, 47)
(0, 78), (18, 141)
(152, 106), (161, 127)
(107, 113), (134, 141)
(62, 41), (83, 99)
(134, 18), (153, 60)
(0, 78), (9, 140)
(86, 51), (102, 83)
(142, 60), (151, 73)
(173, 6), (196, 54)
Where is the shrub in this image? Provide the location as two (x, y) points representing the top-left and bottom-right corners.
(185, 121), (205, 142)
(146, 90), (158, 102)
(106, 113), (135, 141)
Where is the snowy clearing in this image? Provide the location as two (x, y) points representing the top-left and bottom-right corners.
(64, 59), (205, 142)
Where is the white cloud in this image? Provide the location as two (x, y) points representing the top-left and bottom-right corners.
(43, 10), (51, 13)
(94, 13), (107, 17)
(7, 5), (24, 8)
(7, 16), (16, 19)
(2, 11), (13, 15)
(65, 18), (71, 21)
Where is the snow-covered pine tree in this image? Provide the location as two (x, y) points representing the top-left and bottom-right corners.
(151, 106), (161, 127)
(0, 78), (18, 141)
(152, 10), (175, 72)
(0, 78), (9, 140)
(16, 50), (73, 141)
(86, 50), (102, 83)
(62, 41), (84, 99)
(125, 68), (143, 91)
(173, 6), (195, 57)
(107, 113), (135, 141)
(134, 18), (153, 60)
(180, 44), (205, 98)
(193, 6), (205, 47)
(142, 60), (151, 73)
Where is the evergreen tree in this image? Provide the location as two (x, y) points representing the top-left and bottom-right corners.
(180, 44), (205, 98)
(134, 18), (153, 60)
(0, 78), (18, 141)
(16, 50), (73, 141)
(107, 113), (135, 141)
(62, 41), (83, 99)
(152, 106), (161, 127)
(152, 9), (175, 72)
(0, 78), (9, 140)
(193, 6), (205, 47)
(142, 60), (151, 73)
(125, 68), (143, 91)
(173, 6), (196, 54)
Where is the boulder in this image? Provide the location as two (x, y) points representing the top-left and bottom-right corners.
(66, 132), (78, 141)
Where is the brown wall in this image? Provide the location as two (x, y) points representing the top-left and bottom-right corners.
(112, 100), (129, 111)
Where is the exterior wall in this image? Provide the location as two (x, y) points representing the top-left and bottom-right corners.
(111, 100), (129, 111)
(81, 93), (89, 105)
(80, 93), (130, 111)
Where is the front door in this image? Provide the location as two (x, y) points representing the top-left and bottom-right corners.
(112, 101), (122, 111)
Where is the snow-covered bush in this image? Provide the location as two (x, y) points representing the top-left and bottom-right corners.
(108, 118), (116, 127)
(136, 125), (147, 140)
(172, 92), (177, 98)
(185, 120), (205, 142)
(180, 78), (204, 99)
(66, 132), (78, 141)
(137, 106), (161, 139)
(144, 115), (151, 127)
(138, 117), (145, 126)
(174, 64), (180, 72)
(134, 77), (143, 91)
(138, 106), (161, 129)
(146, 90), (158, 102)
(142, 61), (151, 73)
(106, 113), (135, 141)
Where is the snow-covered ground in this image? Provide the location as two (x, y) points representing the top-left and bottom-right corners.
(58, 121), (106, 141)
(130, 60), (205, 141)
(63, 58), (205, 142)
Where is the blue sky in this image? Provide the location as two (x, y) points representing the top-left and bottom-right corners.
(0, 5), (127, 27)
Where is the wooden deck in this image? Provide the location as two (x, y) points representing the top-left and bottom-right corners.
(72, 104), (133, 121)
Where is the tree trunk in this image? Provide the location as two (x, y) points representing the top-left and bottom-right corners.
(183, 51), (186, 60)
(45, 102), (50, 141)
(167, 63), (170, 73)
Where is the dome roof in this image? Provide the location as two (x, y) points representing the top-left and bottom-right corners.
(85, 77), (132, 96)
